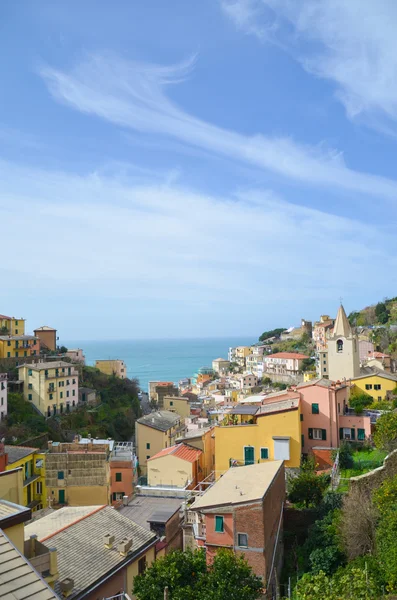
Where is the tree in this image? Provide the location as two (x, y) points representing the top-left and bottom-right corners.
(373, 411), (397, 452)
(301, 358), (316, 372)
(293, 567), (377, 600)
(375, 301), (389, 325)
(340, 486), (377, 560)
(348, 391), (373, 414)
(331, 442), (353, 470)
(259, 328), (285, 342)
(288, 458), (329, 508)
(133, 549), (263, 600)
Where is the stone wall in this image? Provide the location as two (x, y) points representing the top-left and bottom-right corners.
(350, 449), (397, 494)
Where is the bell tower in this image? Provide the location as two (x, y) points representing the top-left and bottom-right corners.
(327, 304), (360, 381)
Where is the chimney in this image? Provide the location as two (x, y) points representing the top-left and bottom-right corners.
(49, 547), (58, 578)
(59, 578), (74, 597)
(123, 495), (129, 506)
(117, 538), (133, 556)
(104, 534), (115, 549)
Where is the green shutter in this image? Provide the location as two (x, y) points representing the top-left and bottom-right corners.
(301, 434), (304, 447)
(339, 428), (343, 440)
(358, 428), (365, 441)
(351, 428), (355, 440)
(261, 448), (268, 459)
(215, 516), (224, 533)
(312, 403), (319, 414)
(300, 414), (303, 422)
(308, 428), (313, 439)
(322, 429), (327, 441)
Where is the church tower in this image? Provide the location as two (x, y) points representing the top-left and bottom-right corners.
(327, 304), (360, 381)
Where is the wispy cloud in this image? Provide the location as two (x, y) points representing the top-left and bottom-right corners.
(220, 0), (397, 131)
(39, 53), (397, 200)
(0, 158), (395, 338)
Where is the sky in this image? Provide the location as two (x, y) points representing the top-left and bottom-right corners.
(1, 0), (397, 340)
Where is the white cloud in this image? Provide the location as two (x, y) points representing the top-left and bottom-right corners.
(0, 158), (396, 338)
(39, 53), (397, 200)
(221, 0), (397, 129)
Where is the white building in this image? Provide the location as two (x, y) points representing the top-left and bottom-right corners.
(263, 352), (309, 376)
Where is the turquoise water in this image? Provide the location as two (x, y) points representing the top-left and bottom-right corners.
(62, 337), (254, 392)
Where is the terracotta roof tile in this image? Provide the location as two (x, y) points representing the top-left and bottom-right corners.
(266, 352), (309, 359)
(148, 443), (202, 463)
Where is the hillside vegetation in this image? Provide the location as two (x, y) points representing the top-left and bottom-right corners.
(0, 366), (141, 445)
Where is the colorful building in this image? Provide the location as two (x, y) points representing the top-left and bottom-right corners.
(18, 360), (79, 417)
(350, 369), (397, 402)
(177, 426), (215, 479)
(0, 314), (25, 335)
(5, 446), (47, 512)
(0, 373), (7, 421)
(147, 443), (203, 489)
(95, 359), (127, 379)
(0, 334), (40, 359)
(212, 358), (230, 373)
(214, 397), (302, 474)
(135, 411), (186, 476)
(263, 352), (309, 376)
(33, 325), (57, 351)
(191, 462), (285, 587)
(163, 395), (191, 418)
(110, 443), (136, 506)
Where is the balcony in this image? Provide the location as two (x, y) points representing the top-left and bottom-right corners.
(23, 473), (40, 487)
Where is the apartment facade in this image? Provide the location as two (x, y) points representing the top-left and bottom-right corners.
(191, 462), (285, 588)
(147, 443), (202, 489)
(135, 411), (186, 476)
(0, 335), (40, 359)
(212, 358), (230, 373)
(0, 314), (25, 335)
(163, 395), (191, 418)
(95, 359), (127, 379)
(46, 440), (110, 506)
(18, 361), (79, 417)
(110, 443), (136, 505)
(263, 352), (309, 375)
(65, 348), (85, 364)
(350, 369), (397, 402)
(0, 373), (7, 421)
(33, 326), (57, 351)
(5, 446), (47, 512)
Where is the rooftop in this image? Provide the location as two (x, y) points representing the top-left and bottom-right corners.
(0, 314), (11, 319)
(0, 498), (31, 527)
(0, 529), (60, 600)
(137, 410), (181, 432)
(24, 506), (101, 541)
(78, 438), (114, 451)
(296, 378), (347, 389)
(18, 361), (73, 371)
(257, 397), (300, 415)
(352, 368), (397, 382)
(119, 496), (182, 530)
(34, 326), (57, 331)
(5, 445), (38, 464)
(192, 461), (284, 510)
(0, 335), (37, 341)
(148, 443), (202, 463)
(29, 506), (157, 597)
(225, 405), (259, 415)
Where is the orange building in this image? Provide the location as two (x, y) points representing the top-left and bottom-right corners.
(110, 444), (136, 506)
(34, 326), (57, 352)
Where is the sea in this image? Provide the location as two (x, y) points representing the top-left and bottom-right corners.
(62, 337), (255, 392)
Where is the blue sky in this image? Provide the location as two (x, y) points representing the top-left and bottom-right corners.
(2, 0), (397, 340)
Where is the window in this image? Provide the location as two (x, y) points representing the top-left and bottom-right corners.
(323, 353), (326, 358)
(72, 401), (75, 407)
(47, 407), (51, 417)
(115, 472), (122, 482)
(309, 428), (326, 441)
(72, 390), (75, 396)
(301, 434), (304, 447)
(66, 391), (70, 397)
(374, 384), (381, 390)
(15, 320), (18, 325)
(358, 428), (365, 441)
(57, 471), (64, 480)
(66, 380), (70, 386)
(312, 403), (319, 414)
(339, 428), (355, 441)
(138, 556), (147, 575)
(146, 443), (151, 449)
(215, 515), (224, 533)
(300, 414), (303, 422)
(7, 352), (10, 358)
(146, 455), (150, 460)
(237, 533), (248, 547)
(323, 360), (326, 364)
(378, 396), (382, 402)
(260, 447), (269, 459)
(73, 379), (76, 384)
(45, 370), (48, 378)
(24, 351), (27, 357)
(49, 394), (53, 400)
(60, 392), (63, 399)
(28, 393), (32, 401)
(337, 339), (343, 353)
(36, 482), (42, 494)
(28, 369), (32, 376)
(170, 401), (174, 406)
(15, 352), (18, 358)
(15, 329), (18, 334)
(365, 384), (373, 390)
(28, 383), (32, 390)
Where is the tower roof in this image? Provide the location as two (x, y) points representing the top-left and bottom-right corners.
(333, 304), (352, 338)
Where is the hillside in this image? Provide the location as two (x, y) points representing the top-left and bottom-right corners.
(0, 366), (142, 446)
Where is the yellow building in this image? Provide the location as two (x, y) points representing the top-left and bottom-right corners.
(95, 359), (127, 379)
(234, 346), (251, 366)
(135, 411), (186, 476)
(350, 369), (397, 402)
(147, 443), (202, 488)
(0, 314), (25, 335)
(214, 398), (302, 475)
(304, 372), (317, 382)
(0, 334), (39, 359)
(18, 360), (79, 417)
(163, 395), (191, 418)
(177, 426), (215, 479)
(5, 446), (47, 512)
(0, 465), (24, 506)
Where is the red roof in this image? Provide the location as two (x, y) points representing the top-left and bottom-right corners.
(368, 351), (390, 359)
(156, 382), (174, 387)
(148, 443), (202, 463)
(266, 352), (309, 359)
(0, 315), (11, 320)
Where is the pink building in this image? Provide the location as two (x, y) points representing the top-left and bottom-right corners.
(295, 379), (371, 454)
(0, 374), (7, 421)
